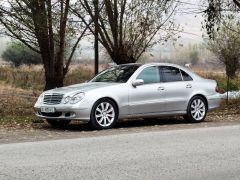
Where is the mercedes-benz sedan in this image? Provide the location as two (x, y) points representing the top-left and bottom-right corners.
(34, 63), (221, 129)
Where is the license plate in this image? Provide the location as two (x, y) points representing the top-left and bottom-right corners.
(41, 107), (55, 113)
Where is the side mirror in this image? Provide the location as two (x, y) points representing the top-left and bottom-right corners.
(132, 79), (144, 87)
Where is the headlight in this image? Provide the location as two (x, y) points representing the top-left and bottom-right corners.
(63, 96), (71, 104)
(70, 92), (85, 104)
(37, 93), (44, 104)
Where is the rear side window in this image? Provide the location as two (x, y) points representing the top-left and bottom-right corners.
(160, 66), (182, 82)
(181, 70), (193, 81)
(137, 66), (160, 84)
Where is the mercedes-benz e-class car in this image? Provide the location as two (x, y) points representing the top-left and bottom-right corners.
(34, 63), (221, 129)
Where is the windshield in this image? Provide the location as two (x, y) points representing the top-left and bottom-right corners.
(91, 65), (140, 83)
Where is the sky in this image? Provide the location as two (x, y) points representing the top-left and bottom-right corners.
(0, 0), (207, 60)
(175, 0), (206, 43)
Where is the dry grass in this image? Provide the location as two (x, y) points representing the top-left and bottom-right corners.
(0, 82), (37, 128)
(0, 64), (94, 91)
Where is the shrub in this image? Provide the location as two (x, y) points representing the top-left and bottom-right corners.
(2, 42), (42, 67)
(218, 79), (240, 92)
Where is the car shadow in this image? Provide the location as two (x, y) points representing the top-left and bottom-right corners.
(33, 116), (189, 132)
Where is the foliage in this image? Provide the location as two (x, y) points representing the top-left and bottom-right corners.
(203, 0), (240, 38)
(73, 0), (179, 64)
(170, 43), (203, 65)
(218, 79), (240, 92)
(208, 20), (240, 78)
(189, 50), (199, 65)
(2, 42), (42, 67)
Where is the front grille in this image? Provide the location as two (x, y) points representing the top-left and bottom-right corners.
(41, 112), (62, 117)
(43, 93), (63, 105)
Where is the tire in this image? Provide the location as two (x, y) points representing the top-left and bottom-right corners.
(184, 96), (207, 123)
(90, 98), (118, 130)
(46, 119), (71, 127)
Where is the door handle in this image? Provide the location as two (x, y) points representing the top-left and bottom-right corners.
(186, 84), (192, 88)
(158, 87), (165, 91)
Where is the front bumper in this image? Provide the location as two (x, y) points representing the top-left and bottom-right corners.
(34, 105), (91, 122)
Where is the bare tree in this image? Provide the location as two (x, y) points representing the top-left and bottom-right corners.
(208, 20), (240, 78)
(73, 0), (179, 64)
(0, 0), (88, 90)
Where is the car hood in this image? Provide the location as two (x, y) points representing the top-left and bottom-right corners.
(44, 82), (120, 95)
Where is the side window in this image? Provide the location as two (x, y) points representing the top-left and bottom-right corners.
(181, 70), (193, 81)
(160, 66), (182, 82)
(137, 66), (160, 84)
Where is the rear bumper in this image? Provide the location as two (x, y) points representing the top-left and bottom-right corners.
(34, 105), (91, 122)
(207, 94), (221, 111)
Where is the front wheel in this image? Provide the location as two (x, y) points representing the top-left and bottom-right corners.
(184, 96), (207, 123)
(90, 99), (118, 130)
(46, 119), (71, 127)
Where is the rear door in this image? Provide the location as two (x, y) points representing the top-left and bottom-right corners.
(159, 66), (194, 112)
(129, 66), (165, 115)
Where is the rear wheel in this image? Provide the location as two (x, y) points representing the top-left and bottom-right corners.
(184, 96), (207, 123)
(46, 119), (71, 127)
(90, 99), (118, 130)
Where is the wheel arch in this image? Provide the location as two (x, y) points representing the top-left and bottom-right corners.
(190, 94), (208, 110)
(92, 97), (119, 116)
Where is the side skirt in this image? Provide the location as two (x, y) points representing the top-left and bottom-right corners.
(118, 111), (187, 120)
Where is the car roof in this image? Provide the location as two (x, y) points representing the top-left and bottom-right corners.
(117, 62), (190, 71)
(116, 62), (202, 80)
(117, 62), (187, 68)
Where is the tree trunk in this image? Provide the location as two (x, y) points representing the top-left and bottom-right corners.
(112, 52), (136, 65)
(44, 75), (64, 91)
(43, 56), (65, 91)
(226, 62), (237, 79)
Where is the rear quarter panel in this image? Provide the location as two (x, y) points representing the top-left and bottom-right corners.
(190, 79), (220, 110)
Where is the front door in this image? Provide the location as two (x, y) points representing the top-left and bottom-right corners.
(129, 66), (165, 115)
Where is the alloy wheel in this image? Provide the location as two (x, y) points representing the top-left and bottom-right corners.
(190, 99), (206, 121)
(95, 102), (115, 127)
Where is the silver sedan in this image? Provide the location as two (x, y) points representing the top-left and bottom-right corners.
(34, 63), (221, 129)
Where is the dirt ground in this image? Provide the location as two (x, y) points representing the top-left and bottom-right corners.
(0, 112), (240, 144)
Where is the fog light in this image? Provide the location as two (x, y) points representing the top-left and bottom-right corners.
(65, 112), (71, 117)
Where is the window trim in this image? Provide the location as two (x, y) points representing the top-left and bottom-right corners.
(159, 66), (183, 83)
(180, 69), (193, 81)
(179, 69), (184, 81)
